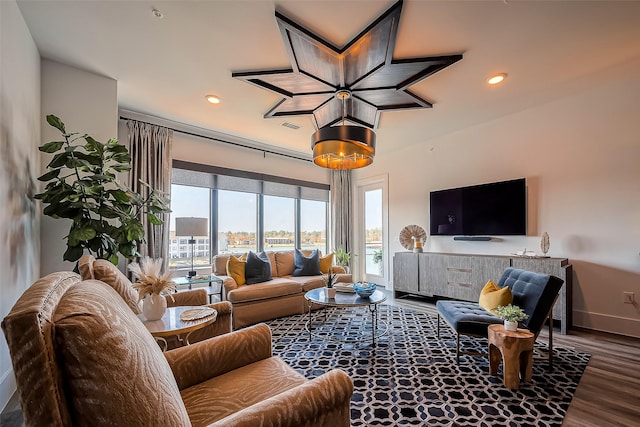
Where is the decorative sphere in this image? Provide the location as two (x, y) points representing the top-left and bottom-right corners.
(354, 281), (376, 298)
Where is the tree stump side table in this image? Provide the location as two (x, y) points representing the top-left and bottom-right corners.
(488, 324), (535, 389)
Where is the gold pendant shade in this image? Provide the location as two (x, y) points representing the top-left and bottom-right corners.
(311, 125), (376, 170)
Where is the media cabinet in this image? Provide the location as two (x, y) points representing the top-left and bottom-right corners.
(393, 252), (572, 334)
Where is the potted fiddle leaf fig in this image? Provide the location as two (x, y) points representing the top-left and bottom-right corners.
(34, 115), (171, 265)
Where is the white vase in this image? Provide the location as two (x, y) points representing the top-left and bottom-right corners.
(504, 320), (518, 332)
(143, 293), (167, 321)
(324, 287), (337, 299)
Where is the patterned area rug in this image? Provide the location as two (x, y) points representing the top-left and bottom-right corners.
(266, 305), (590, 426)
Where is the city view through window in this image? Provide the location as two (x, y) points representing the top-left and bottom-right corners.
(168, 184), (327, 270)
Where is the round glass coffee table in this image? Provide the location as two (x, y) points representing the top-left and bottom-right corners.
(304, 288), (388, 346)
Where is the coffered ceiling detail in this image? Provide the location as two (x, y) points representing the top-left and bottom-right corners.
(232, 0), (462, 130)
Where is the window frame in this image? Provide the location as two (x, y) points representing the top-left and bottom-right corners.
(169, 161), (330, 269)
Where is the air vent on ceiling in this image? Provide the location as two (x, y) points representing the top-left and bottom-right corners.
(281, 121), (300, 130)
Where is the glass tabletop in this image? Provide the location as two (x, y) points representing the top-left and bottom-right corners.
(305, 288), (386, 307)
(173, 274), (223, 286)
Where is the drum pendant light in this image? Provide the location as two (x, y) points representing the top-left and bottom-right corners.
(311, 91), (376, 170)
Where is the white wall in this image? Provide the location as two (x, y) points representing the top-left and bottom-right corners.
(171, 131), (329, 185)
(0, 0), (41, 411)
(356, 55), (640, 338)
(40, 60), (118, 274)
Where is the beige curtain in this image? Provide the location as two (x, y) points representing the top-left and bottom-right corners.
(126, 120), (173, 264)
(330, 170), (352, 255)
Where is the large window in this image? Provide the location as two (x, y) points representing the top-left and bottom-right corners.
(169, 162), (329, 271)
(300, 199), (327, 253)
(218, 190), (257, 254)
(169, 185), (210, 269)
(264, 195), (295, 251)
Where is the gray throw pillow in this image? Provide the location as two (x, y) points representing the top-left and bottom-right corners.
(245, 251), (273, 284)
(293, 249), (321, 276)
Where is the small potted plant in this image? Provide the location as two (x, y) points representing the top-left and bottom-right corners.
(323, 268), (337, 299)
(333, 247), (351, 271)
(495, 304), (528, 332)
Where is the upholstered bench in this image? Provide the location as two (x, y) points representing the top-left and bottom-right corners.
(437, 267), (564, 367)
(437, 300), (503, 362)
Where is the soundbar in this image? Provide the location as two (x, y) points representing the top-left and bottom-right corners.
(453, 236), (492, 241)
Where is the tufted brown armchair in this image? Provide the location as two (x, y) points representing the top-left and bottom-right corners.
(78, 254), (232, 348)
(2, 272), (354, 427)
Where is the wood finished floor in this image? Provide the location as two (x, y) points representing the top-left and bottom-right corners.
(388, 293), (640, 427)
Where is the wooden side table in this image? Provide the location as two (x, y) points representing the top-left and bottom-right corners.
(488, 324), (535, 389)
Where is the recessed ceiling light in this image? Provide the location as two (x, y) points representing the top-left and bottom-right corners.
(206, 95), (220, 104)
(152, 9), (163, 19)
(487, 73), (507, 85)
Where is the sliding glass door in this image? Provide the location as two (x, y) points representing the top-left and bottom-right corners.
(357, 176), (388, 286)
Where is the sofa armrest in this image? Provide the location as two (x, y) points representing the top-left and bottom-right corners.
(218, 275), (238, 294)
(208, 369), (353, 427)
(174, 301), (232, 348)
(167, 288), (207, 307)
(165, 323), (272, 390)
(331, 266), (347, 274)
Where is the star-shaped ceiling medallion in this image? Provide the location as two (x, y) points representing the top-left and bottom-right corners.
(232, 0), (462, 130)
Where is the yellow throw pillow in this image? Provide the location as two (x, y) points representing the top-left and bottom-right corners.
(479, 280), (513, 315)
(227, 255), (246, 286)
(319, 253), (334, 274)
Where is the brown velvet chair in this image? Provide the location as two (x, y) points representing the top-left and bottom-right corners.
(78, 254), (232, 348)
(2, 271), (354, 427)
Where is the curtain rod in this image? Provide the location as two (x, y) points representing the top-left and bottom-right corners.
(118, 115), (312, 163)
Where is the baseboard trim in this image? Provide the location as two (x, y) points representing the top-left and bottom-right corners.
(573, 310), (640, 338)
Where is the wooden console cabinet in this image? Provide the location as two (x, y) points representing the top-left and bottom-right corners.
(393, 252), (572, 334)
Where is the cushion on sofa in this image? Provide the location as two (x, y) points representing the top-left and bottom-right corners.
(226, 278), (302, 303)
(478, 279), (513, 315)
(293, 249), (321, 276)
(266, 252), (278, 278)
(227, 255), (248, 286)
(285, 275), (325, 291)
(245, 251), (273, 284)
(319, 253), (334, 274)
(274, 251), (295, 277)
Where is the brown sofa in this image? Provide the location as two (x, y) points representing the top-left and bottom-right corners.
(2, 271), (354, 427)
(213, 250), (352, 328)
(79, 254), (232, 349)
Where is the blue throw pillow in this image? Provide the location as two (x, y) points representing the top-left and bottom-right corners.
(245, 251), (273, 284)
(293, 249), (321, 276)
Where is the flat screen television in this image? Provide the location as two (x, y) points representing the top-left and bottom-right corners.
(429, 178), (526, 236)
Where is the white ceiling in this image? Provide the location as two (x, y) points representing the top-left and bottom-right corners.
(17, 0), (640, 158)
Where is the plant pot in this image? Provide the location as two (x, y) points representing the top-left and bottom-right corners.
(142, 293), (167, 321)
(504, 320), (518, 332)
(323, 287), (337, 299)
